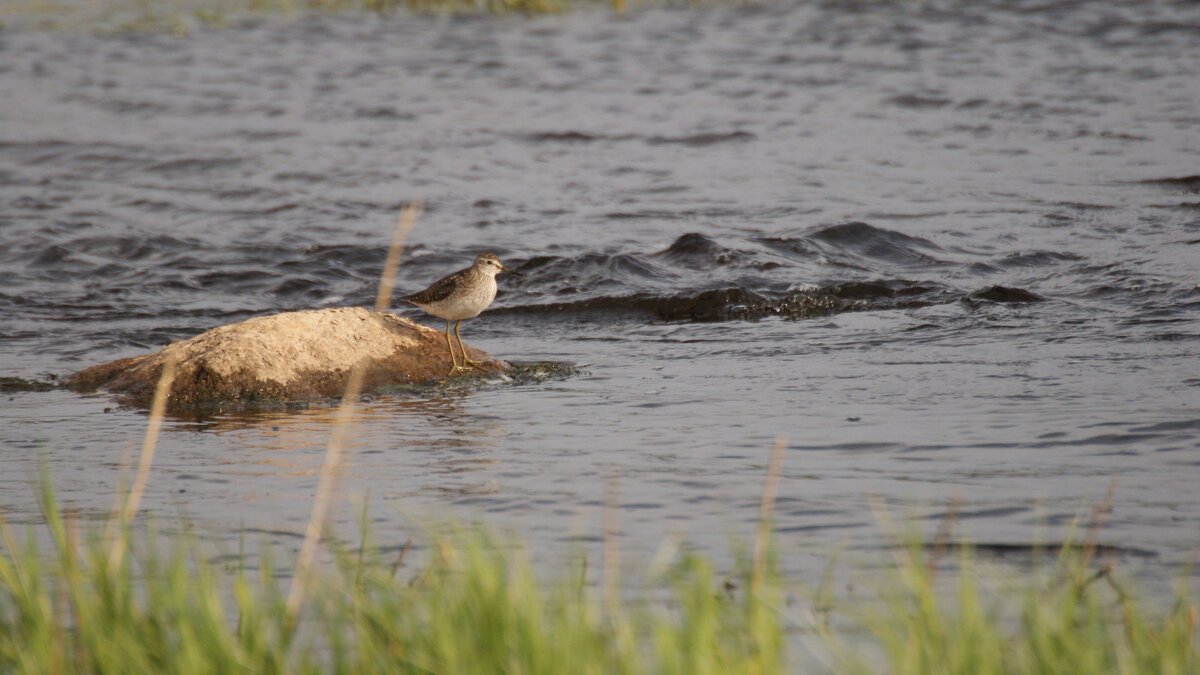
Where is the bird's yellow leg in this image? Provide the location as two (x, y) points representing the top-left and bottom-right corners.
(455, 320), (484, 367)
(444, 319), (468, 376)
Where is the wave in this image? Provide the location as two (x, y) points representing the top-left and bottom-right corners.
(2, 224), (1057, 327)
(494, 281), (1033, 323)
(484, 226), (1052, 322)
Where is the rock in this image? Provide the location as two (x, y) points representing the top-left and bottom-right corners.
(1, 376), (59, 393)
(967, 285), (1046, 304)
(66, 307), (509, 409)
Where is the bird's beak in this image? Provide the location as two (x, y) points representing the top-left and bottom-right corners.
(501, 264), (522, 276)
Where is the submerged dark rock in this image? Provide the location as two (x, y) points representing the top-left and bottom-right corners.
(653, 287), (775, 322)
(1141, 175), (1200, 193)
(0, 376), (58, 393)
(968, 286), (1047, 304)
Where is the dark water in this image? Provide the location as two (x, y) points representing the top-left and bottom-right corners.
(2, 0), (1199, 593)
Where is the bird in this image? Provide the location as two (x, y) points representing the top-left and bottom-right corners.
(400, 253), (517, 376)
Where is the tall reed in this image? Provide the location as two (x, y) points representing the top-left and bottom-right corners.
(287, 202), (420, 620)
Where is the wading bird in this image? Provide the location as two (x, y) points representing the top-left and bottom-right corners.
(400, 253), (517, 376)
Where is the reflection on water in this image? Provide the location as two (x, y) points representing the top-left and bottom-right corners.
(173, 393), (504, 482)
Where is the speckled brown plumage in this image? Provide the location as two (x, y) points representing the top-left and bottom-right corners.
(401, 266), (478, 307)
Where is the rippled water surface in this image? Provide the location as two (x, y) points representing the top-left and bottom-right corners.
(2, 0), (1199, 587)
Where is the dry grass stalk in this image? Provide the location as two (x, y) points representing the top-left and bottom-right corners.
(286, 365), (367, 613)
(106, 351), (178, 568)
(866, 494), (913, 573)
(286, 203), (421, 619)
(926, 496), (962, 583)
(753, 435), (786, 590)
(374, 202), (422, 312)
(389, 537), (414, 579)
(602, 474), (620, 609)
(1079, 477), (1118, 572)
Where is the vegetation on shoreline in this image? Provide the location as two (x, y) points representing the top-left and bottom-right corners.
(1, 478), (1197, 673)
(0, 0), (632, 33)
(0, 479), (787, 673)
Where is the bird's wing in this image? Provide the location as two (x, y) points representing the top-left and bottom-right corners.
(401, 268), (469, 305)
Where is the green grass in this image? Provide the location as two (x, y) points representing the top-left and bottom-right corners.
(0, 478), (787, 673)
(1, 479), (1196, 673)
(0, 0), (633, 33)
(835, 540), (1199, 675)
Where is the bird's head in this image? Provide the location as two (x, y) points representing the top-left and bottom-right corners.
(475, 253), (519, 276)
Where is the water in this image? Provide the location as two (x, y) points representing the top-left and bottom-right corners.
(2, 0), (1199, 590)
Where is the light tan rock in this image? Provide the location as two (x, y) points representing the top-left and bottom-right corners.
(66, 307), (509, 409)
